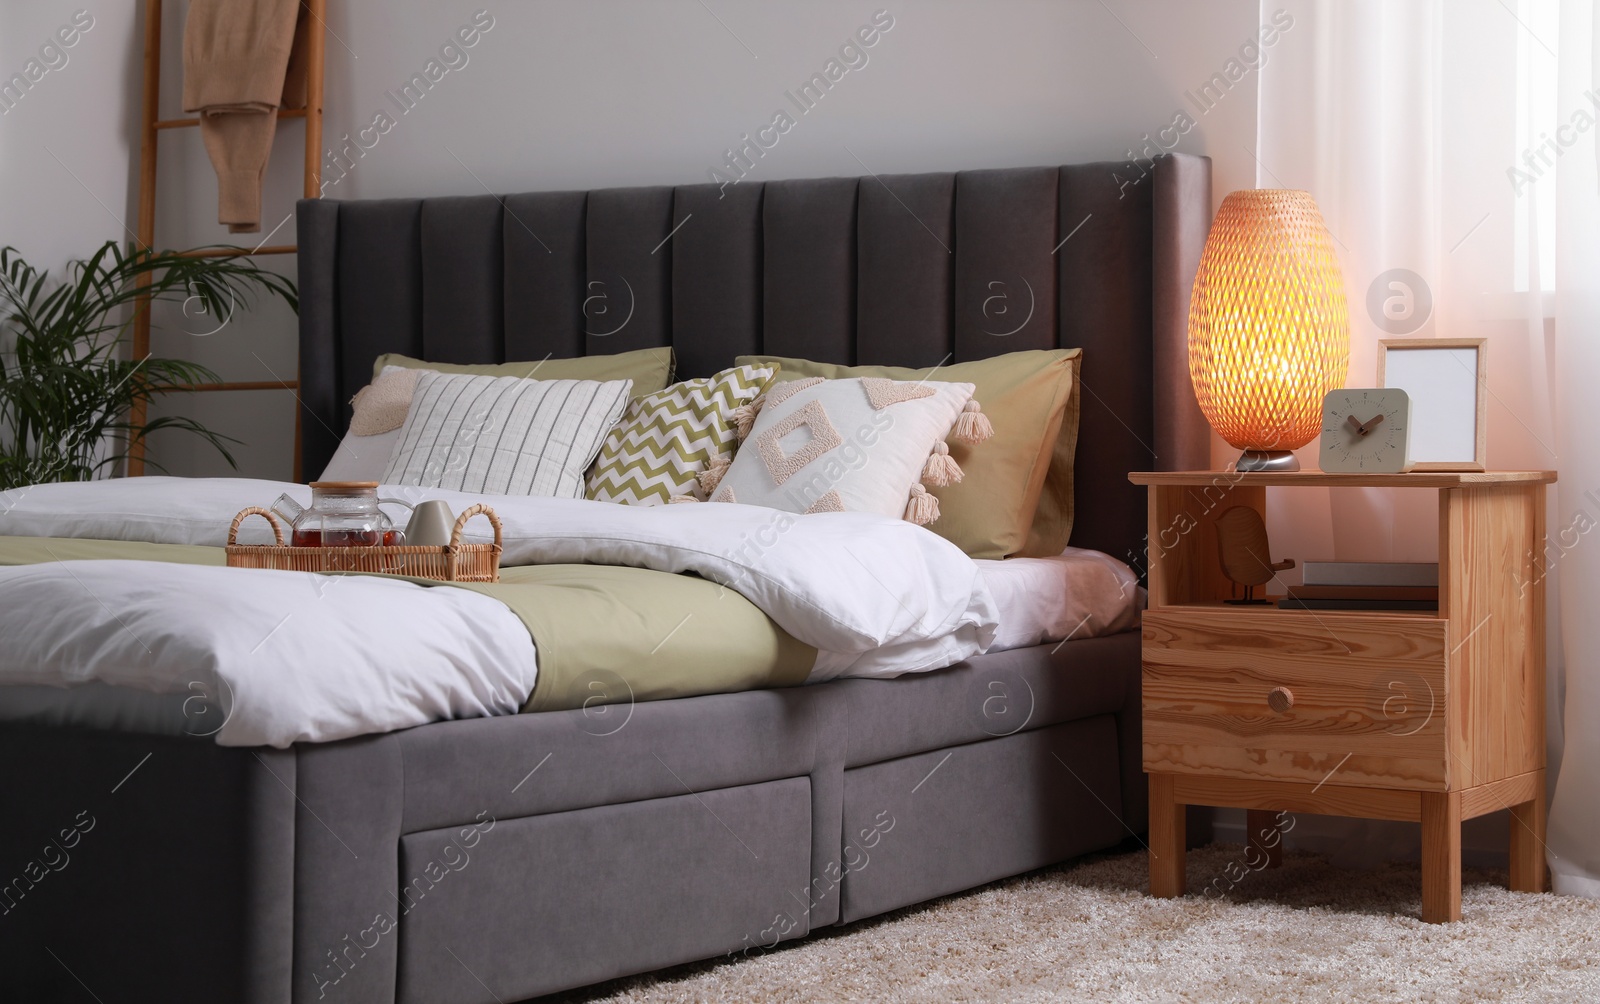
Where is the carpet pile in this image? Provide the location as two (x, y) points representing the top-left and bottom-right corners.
(542, 843), (1600, 1003)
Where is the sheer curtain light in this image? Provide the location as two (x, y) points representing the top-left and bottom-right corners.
(1548, 0), (1600, 900)
(1253, 0), (1592, 882)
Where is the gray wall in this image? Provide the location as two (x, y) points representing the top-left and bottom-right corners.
(4, 1), (1273, 480)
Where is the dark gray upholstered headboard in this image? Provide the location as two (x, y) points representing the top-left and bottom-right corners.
(297, 153), (1211, 564)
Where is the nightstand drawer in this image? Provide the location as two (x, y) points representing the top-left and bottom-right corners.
(1142, 608), (1450, 790)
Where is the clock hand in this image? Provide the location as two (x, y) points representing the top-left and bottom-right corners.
(1347, 414), (1386, 437)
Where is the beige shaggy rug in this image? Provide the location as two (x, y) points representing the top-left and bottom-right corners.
(538, 844), (1600, 1003)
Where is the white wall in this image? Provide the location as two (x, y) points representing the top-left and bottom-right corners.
(0, 4), (140, 274)
(112, 0), (1267, 479)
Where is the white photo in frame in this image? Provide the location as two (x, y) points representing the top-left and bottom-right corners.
(1376, 338), (1487, 471)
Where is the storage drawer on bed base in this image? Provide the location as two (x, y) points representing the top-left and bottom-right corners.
(837, 715), (1124, 923)
(394, 776), (812, 1004)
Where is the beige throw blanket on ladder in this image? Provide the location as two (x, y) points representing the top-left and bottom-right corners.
(182, 0), (309, 233)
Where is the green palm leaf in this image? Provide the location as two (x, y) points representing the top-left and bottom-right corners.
(0, 241), (298, 490)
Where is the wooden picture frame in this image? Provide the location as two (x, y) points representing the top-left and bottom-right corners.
(1377, 338), (1487, 471)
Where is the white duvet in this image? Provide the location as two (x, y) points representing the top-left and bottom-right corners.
(0, 478), (999, 747)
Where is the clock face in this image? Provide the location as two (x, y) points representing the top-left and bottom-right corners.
(1318, 388), (1414, 473)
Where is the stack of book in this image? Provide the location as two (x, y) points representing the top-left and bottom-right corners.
(1277, 561), (1439, 612)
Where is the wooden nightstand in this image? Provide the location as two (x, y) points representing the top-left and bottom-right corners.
(1128, 470), (1556, 923)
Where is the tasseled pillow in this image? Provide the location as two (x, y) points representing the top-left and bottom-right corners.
(901, 403), (995, 524)
(952, 400), (994, 445)
(709, 376), (989, 526)
(730, 394), (766, 442)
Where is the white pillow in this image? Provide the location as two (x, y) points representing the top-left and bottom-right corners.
(383, 371), (631, 496)
(710, 376), (974, 522)
(320, 427), (402, 482)
(319, 365), (416, 481)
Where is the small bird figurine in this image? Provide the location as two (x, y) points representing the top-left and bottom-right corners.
(1214, 506), (1294, 604)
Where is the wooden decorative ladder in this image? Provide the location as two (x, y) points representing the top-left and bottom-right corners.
(129, 0), (327, 481)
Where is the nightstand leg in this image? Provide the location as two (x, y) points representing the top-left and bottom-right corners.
(1246, 809), (1284, 869)
(1509, 770), (1548, 893)
(1421, 791), (1462, 923)
(1149, 773), (1186, 897)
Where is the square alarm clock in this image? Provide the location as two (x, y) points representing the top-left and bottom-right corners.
(1318, 388), (1414, 473)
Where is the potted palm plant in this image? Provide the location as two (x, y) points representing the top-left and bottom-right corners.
(0, 241), (298, 491)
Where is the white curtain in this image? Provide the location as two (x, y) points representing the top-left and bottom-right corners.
(1550, 0), (1600, 898)
(1254, 0), (1597, 885)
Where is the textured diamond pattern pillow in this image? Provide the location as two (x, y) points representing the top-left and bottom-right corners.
(710, 376), (979, 523)
(586, 364), (778, 505)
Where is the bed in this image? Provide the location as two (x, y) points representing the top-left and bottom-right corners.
(0, 153), (1211, 1003)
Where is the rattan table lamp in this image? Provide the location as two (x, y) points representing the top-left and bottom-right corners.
(1187, 189), (1350, 472)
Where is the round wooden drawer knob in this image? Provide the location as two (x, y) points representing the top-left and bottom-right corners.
(1267, 687), (1295, 713)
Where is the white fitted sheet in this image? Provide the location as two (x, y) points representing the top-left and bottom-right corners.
(976, 547), (1144, 653)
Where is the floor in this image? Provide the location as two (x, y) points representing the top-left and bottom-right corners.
(539, 842), (1600, 1004)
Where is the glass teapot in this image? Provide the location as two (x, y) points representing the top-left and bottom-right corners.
(272, 482), (410, 548)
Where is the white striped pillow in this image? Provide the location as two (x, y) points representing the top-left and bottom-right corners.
(382, 371), (632, 496)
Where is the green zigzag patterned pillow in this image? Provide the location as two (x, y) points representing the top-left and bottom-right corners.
(587, 363), (778, 505)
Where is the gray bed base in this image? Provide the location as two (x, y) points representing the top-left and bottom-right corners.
(0, 153), (1211, 1003)
(1, 638), (1143, 1004)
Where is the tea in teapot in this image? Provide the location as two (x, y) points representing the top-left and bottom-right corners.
(274, 482), (407, 547)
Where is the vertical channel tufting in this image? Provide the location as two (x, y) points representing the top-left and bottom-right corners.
(1151, 153), (1213, 472)
(585, 186), (675, 359)
(762, 177), (858, 363)
(301, 158), (1210, 565)
(1058, 163), (1155, 560)
(671, 182), (763, 378)
(503, 191), (588, 363)
(420, 195), (504, 365)
(296, 198), (341, 480)
(335, 199), (423, 416)
(953, 168), (1058, 361)
(856, 172), (954, 367)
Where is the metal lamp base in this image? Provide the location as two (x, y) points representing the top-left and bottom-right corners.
(1235, 450), (1300, 473)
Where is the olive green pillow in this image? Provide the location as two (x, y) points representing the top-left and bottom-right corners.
(736, 349), (1081, 560)
(371, 346), (675, 397)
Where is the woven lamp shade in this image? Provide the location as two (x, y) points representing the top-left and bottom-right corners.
(1187, 189), (1349, 461)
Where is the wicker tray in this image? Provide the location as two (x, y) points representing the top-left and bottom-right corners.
(225, 503), (502, 583)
